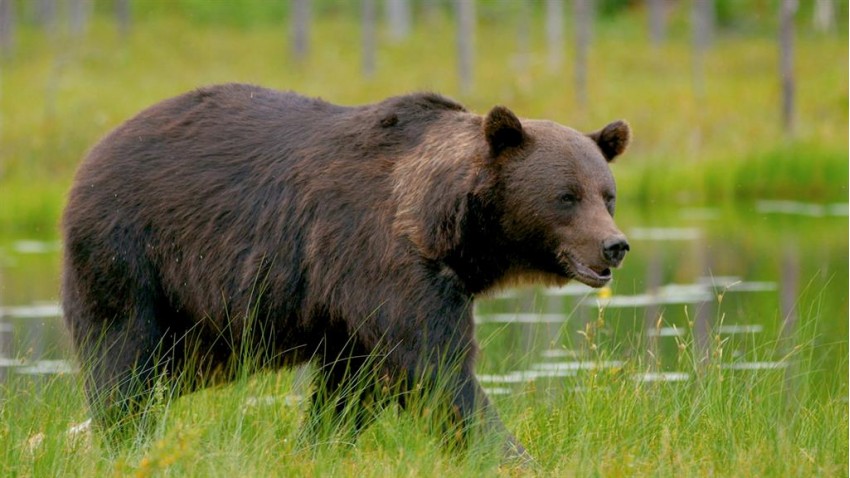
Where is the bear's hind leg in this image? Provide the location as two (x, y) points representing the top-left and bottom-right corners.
(68, 289), (177, 448)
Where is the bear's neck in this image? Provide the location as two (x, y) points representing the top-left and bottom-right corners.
(443, 195), (518, 295)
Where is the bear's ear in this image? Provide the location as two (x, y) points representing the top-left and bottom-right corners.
(588, 120), (631, 162)
(484, 106), (525, 159)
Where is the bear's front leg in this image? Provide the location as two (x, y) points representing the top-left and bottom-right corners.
(343, 266), (534, 463)
(439, 364), (532, 462)
(378, 311), (533, 464)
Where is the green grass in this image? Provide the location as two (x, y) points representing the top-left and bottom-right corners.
(0, 10), (847, 233)
(2, 279), (847, 477)
(1, 299), (846, 477)
(0, 8), (846, 476)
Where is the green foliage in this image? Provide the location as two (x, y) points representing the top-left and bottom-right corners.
(0, 292), (846, 476)
(1, 8), (846, 233)
(596, 0), (632, 19)
(734, 142), (849, 201)
(135, 0), (289, 28)
(0, 7), (845, 475)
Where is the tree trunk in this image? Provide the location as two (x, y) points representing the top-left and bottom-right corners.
(0, 0), (14, 57)
(455, 0), (474, 94)
(516, 0), (531, 72)
(574, 0), (592, 108)
(115, 0), (131, 37)
(36, 0), (57, 32)
(648, 0), (666, 45)
(362, 0), (377, 77)
(690, 0), (713, 98)
(385, 0), (411, 41)
(780, 0), (796, 133)
(545, 0), (564, 71)
(69, 0), (92, 37)
(291, 0), (311, 63)
(812, 0), (833, 32)
(691, 0), (714, 48)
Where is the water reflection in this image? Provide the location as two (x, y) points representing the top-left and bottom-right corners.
(634, 372), (690, 383)
(477, 361), (623, 384)
(756, 200), (849, 217)
(0, 204), (847, 400)
(13, 240), (62, 255)
(473, 202), (846, 395)
(722, 361), (789, 370)
(16, 359), (77, 375)
(629, 227), (701, 241)
(0, 303), (62, 319)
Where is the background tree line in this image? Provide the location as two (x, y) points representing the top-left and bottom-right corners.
(0, 0), (846, 134)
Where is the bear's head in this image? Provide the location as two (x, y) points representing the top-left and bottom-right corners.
(482, 106), (631, 288)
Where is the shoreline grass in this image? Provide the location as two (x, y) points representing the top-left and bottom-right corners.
(0, 8), (846, 475)
(2, 143), (846, 235)
(1, 303), (846, 477)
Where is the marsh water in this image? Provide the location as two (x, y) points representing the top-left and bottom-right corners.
(1, 202), (847, 399)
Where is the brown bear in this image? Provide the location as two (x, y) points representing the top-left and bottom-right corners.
(61, 83), (630, 459)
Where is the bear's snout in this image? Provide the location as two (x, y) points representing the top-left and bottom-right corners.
(602, 235), (630, 267)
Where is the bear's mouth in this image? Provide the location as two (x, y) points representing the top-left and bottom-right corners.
(557, 251), (612, 288)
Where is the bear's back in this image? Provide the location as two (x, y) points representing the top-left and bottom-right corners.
(62, 85), (476, 330)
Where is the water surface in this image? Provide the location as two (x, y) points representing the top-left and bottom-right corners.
(1, 203), (846, 399)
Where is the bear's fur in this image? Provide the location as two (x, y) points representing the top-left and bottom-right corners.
(61, 84), (630, 458)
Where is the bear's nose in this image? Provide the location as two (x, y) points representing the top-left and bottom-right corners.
(602, 236), (630, 266)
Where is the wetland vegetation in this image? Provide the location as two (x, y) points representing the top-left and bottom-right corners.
(0, 2), (847, 476)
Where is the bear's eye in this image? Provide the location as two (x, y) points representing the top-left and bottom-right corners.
(560, 193), (579, 206)
(605, 195), (616, 216)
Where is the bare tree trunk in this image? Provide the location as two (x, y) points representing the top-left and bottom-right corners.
(362, 0), (377, 78)
(691, 0), (713, 99)
(0, 0), (14, 57)
(780, 0), (796, 133)
(516, 0), (531, 72)
(385, 0), (411, 41)
(455, 0), (474, 94)
(36, 0), (57, 32)
(115, 0), (131, 38)
(813, 0), (834, 32)
(69, 0), (92, 37)
(512, 0), (532, 92)
(573, 0), (592, 108)
(545, 0), (564, 71)
(692, 0), (714, 47)
(648, 0), (666, 45)
(291, 0), (311, 63)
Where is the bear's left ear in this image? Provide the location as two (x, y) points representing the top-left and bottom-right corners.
(484, 106), (525, 159)
(588, 120), (631, 162)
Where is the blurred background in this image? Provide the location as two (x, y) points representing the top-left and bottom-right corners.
(0, 0), (847, 228)
(0, 0), (847, 405)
